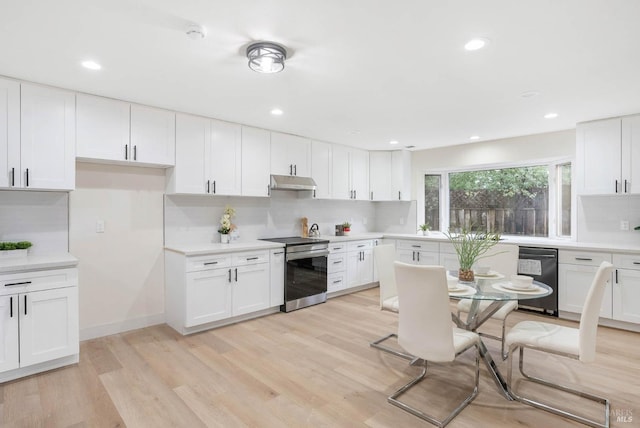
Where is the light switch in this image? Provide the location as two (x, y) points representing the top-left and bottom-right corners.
(620, 220), (630, 231)
(96, 220), (105, 233)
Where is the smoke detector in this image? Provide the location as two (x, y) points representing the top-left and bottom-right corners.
(186, 23), (206, 40)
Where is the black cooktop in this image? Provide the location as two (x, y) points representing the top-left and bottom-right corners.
(261, 236), (329, 246)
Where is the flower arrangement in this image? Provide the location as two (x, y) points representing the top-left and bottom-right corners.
(218, 206), (236, 235)
(342, 221), (351, 235)
(444, 228), (501, 282)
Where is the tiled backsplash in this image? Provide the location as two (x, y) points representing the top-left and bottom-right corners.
(577, 195), (640, 245)
(164, 192), (417, 245)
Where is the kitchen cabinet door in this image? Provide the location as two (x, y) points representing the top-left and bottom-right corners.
(19, 287), (79, 367)
(331, 145), (351, 199)
(233, 263), (270, 316)
(130, 104), (176, 166)
(311, 140), (332, 199)
(558, 264), (612, 318)
(241, 126), (271, 197)
(576, 118), (621, 195)
(0, 295), (19, 373)
(171, 113), (209, 194)
(270, 249), (285, 307)
(211, 119), (242, 195)
(621, 115), (640, 195)
(0, 78), (20, 188)
(613, 268), (640, 323)
(347, 248), (373, 288)
(392, 150), (412, 201)
(20, 83), (75, 190)
(185, 268), (232, 327)
(76, 94), (130, 162)
(369, 151), (392, 201)
(350, 148), (370, 200)
(270, 132), (311, 177)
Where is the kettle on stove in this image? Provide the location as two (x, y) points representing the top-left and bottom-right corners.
(309, 223), (320, 238)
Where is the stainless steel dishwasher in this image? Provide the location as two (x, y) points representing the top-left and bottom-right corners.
(517, 247), (558, 316)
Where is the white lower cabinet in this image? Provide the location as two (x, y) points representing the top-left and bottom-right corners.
(613, 254), (640, 324)
(0, 267), (79, 381)
(346, 240), (374, 288)
(165, 249), (277, 334)
(558, 250), (613, 319)
(270, 249), (285, 307)
(396, 239), (439, 266)
(327, 243), (347, 293)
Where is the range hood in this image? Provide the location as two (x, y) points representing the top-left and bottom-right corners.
(270, 174), (317, 191)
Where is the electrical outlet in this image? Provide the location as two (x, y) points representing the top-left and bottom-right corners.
(620, 220), (630, 231)
(96, 220), (105, 233)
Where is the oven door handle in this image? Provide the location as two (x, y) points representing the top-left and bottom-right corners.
(286, 250), (329, 261)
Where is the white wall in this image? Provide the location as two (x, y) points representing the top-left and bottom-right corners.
(0, 190), (69, 255)
(577, 195), (640, 245)
(69, 162), (166, 340)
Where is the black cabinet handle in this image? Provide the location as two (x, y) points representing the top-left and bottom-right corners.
(11, 167), (15, 187)
(246, 257), (259, 261)
(207, 180), (210, 193)
(575, 257), (593, 261)
(398, 191), (401, 200)
(615, 179), (618, 193)
(412, 251), (415, 261)
(213, 180), (216, 194)
(357, 245), (365, 248)
(125, 144), (128, 160)
(417, 252), (420, 262)
(294, 165), (297, 176)
(633, 262), (640, 265)
(267, 184), (270, 196)
(24, 295), (27, 315)
(370, 191), (373, 200)
(313, 189), (316, 198)
(332, 280), (342, 284)
(204, 261), (218, 265)
(274, 251), (284, 255)
(289, 164), (293, 175)
(5, 281), (31, 287)
(235, 268), (238, 282)
(615, 269), (619, 284)
(354, 190), (357, 199)
(228, 269), (232, 282)
(25, 168), (29, 187)
(333, 260), (342, 264)
(411, 245), (421, 248)
(133, 145), (137, 161)
(9, 296), (13, 318)
(625, 179), (629, 193)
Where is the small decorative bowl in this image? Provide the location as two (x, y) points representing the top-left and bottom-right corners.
(510, 274), (534, 289)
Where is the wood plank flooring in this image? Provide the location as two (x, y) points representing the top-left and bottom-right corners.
(1, 287), (639, 427)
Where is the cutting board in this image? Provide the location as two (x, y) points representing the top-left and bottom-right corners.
(301, 217), (308, 237)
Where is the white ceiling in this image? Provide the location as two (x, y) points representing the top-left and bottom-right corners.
(1, 0), (639, 151)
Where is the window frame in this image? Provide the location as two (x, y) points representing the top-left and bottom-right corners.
(418, 157), (575, 239)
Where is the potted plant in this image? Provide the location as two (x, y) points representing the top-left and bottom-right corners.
(0, 241), (32, 258)
(444, 228), (500, 282)
(418, 223), (430, 236)
(218, 206), (236, 244)
(342, 221), (351, 236)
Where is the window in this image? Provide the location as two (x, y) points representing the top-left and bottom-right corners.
(424, 175), (441, 231)
(557, 163), (572, 237)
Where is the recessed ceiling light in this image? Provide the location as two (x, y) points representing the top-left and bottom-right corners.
(544, 112), (558, 119)
(464, 38), (489, 51)
(185, 23), (206, 40)
(271, 108), (283, 116)
(469, 135), (480, 140)
(520, 91), (540, 99)
(389, 140), (399, 145)
(81, 60), (101, 70)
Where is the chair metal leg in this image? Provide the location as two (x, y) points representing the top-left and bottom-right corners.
(370, 333), (414, 360)
(507, 344), (610, 428)
(388, 343), (479, 427)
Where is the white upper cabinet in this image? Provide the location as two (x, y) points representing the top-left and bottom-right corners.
(331, 145), (369, 200)
(270, 132), (311, 177)
(169, 113), (209, 194)
(210, 119), (242, 195)
(311, 140), (332, 199)
(130, 104), (176, 167)
(0, 78), (19, 189)
(76, 94), (130, 162)
(392, 150), (412, 201)
(77, 94), (176, 168)
(369, 151), (393, 200)
(241, 126), (271, 197)
(576, 115), (640, 195)
(20, 83), (75, 190)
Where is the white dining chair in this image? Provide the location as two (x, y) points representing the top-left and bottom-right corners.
(369, 245), (413, 360)
(456, 243), (519, 359)
(505, 261), (614, 428)
(389, 262), (479, 427)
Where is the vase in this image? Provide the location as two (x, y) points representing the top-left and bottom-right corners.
(220, 234), (230, 244)
(458, 268), (475, 283)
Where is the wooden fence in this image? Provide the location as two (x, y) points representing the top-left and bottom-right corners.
(448, 207), (548, 236)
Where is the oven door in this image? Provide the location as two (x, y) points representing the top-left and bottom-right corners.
(283, 251), (328, 312)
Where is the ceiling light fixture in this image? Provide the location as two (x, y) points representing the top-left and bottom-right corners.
(464, 38), (489, 51)
(185, 23), (206, 40)
(544, 112), (558, 119)
(246, 42), (287, 73)
(389, 140), (399, 145)
(81, 60), (101, 70)
(271, 108), (283, 116)
(469, 135), (480, 140)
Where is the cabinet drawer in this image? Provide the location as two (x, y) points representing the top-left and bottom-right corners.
(232, 250), (269, 266)
(559, 250), (612, 266)
(329, 243), (346, 253)
(0, 268), (78, 296)
(396, 239), (439, 252)
(328, 272), (346, 293)
(347, 240), (373, 251)
(613, 253), (640, 270)
(328, 253), (347, 273)
(186, 254), (232, 272)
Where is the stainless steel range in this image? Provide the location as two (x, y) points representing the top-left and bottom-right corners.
(261, 237), (329, 312)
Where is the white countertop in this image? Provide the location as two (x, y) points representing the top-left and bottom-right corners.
(327, 233), (384, 242)
(165, 240), (285, 256)
(0, 253), (79, 274)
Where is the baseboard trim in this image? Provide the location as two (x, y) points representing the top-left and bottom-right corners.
(80, 313), (166, 341)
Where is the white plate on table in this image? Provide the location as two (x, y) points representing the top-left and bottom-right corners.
(492, 282), (546, 294)
(448, 285), (477, 296)
(474, 270), (505, 279)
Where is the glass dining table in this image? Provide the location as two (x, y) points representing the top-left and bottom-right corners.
(447, 272), (553, 399)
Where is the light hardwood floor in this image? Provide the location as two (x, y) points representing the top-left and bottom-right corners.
(1, 288), (639, 427)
